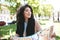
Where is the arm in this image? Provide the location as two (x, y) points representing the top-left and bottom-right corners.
(49, 26), (56, 38)
(35, 21), (42, 33)
(35, 21), (49, 40)
(51, 32), (56, 38)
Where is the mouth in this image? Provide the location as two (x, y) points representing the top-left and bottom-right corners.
(28, 14), (30, 16)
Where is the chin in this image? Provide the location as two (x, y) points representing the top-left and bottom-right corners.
(27, 16), (31, 18)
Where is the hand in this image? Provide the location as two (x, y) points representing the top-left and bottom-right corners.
(51, 33), (56, 38)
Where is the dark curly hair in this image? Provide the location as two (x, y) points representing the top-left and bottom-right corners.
(16, 4), (35, 37)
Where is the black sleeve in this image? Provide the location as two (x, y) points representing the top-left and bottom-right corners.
(16, 23), (20, 35)
(16, 23), (23, 37)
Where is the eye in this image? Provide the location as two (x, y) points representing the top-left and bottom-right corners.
(25, 7), (31, 12)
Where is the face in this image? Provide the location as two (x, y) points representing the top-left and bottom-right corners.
(24, 7), (31, 19)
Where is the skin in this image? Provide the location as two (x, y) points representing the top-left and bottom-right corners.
(24, 7), (31, 22)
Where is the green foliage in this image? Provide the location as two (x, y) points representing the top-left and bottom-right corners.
(1, 0), (53, 16)
(26, 0), (40, 15)
(0, 24), (16, 37)
(0, 4), (1, 10)
(5, 0), (21, 14)
(5, 0), (17, 3)
(7, 3), (20, 14)
(26, 0), (53, 17)
(42, 4), (53, 16)
(56, 36), (60, 40)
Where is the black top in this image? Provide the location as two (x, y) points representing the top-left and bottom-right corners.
(16, 19), (35, 37)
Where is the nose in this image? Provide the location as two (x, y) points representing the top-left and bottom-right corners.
(28, 11), (31, 14)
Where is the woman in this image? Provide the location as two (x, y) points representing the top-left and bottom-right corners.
(16, 4), (41, 37)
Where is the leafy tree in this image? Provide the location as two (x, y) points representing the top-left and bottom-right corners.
(2, 0), (21, 14)
(42, 4), (53, 16)
(26, 0), (40, 15)
(0, 0), (53, 17)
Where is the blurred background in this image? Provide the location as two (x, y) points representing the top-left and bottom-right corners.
(0, 0), (60, 40)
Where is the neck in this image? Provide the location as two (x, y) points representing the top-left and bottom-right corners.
(25, 18), (28, 23)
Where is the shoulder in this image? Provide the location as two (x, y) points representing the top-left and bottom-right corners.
(35, 20), (40, 26)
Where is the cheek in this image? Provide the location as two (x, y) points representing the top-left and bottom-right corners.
(24, 13), (31, 18)
(24, 13), (28, 17)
